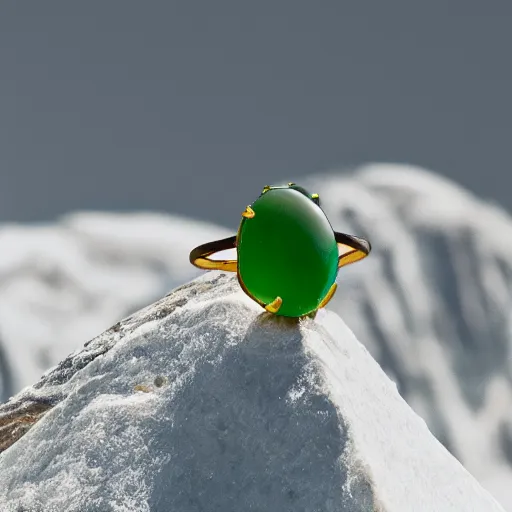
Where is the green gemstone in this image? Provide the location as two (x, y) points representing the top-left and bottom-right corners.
(237, 185), (339, 317)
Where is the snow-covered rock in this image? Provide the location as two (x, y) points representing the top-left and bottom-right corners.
(0, 273), (504, 512)
(0, 212), (230, 400)
(0, 163), (511, 507)
(304, 164), (512, 506)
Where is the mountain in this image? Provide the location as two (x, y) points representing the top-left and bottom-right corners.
(304, 164), (512, 506)
(0, 212), (230, 399)
(0, 164), (510, 507)
(0, 272), (503, 512)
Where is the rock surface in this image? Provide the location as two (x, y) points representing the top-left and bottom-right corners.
(0, 211), (230, 400)
(305, 165), (512, 506)
(0, 272), (504, 511)
(0, 164), (511, 507)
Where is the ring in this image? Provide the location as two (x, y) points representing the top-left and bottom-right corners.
(189, 183), (371, 317)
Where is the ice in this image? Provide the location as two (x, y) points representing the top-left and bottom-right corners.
(0, 273), (503, 511)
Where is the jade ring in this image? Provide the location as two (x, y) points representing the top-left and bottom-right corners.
(189, 183), (371, 318)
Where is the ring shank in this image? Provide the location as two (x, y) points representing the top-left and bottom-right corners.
(189, 236), (238, 271)
(189, 232), (371, 271)
(334, 232), (372, 267)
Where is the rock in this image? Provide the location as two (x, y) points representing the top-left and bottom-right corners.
(305, 164), (512, 506)
(0, 164), (511, 506)
(0, 273), (504, 511)
(0, 211), (231, 400)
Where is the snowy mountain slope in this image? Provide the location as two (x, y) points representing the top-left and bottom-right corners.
(304, 164), (512, 506)
(0, 212), (231, 401)
(0, 164), (511, 506)
(0, 272), (504, 512)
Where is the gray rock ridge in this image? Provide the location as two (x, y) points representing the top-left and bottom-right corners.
(0, 274), (220, 454)
(0, 272), (504, 511)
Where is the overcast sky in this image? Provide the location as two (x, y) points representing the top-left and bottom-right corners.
(1, 3), (511, 229)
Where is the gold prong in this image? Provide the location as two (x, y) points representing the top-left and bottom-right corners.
(262, 185), (271, 194)
(311, 193), (319, 200)
(318, 283), (337, 309)
(242, 206), (255, 218)
(265, 296), (283, 314)
(288, 182), (296, 187)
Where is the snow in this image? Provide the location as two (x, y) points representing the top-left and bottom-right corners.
(0, 272), (504, 511)
(0, 163), (511, 507)
(304, 164), (512, 508)
(0, 212), (230, 400)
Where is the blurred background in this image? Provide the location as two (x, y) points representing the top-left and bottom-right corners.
(1, 3), (512, 509)
(1, 4), (512, 228)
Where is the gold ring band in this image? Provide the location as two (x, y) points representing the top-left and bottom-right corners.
(189, 232), (371, 272)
